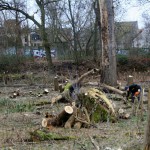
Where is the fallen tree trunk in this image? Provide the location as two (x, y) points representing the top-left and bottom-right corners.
(78, 88), (116, 123)
(51, 68), (100, 105)
(30, 129), (76, 142)
(42, 106), (73, 128)
(64, 106), (77, 129)
(101, 84), (126, 96)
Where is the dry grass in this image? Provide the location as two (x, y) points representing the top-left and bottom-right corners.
(0, 71), (149, 150)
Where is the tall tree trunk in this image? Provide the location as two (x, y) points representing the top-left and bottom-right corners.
(93, 17), (98, 62)
(68, 0), (78, 64)
(93, 0), (100, 62)
(98, 0), (117, 86)
(144, 89), (150, 150)
(99, 0), (109, 84)
(40, 1), (54, 74)
(106, 0), (117, 86)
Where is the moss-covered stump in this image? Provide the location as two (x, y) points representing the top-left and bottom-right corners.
(30, 129), (76, 142)
(78, 88), (116, 123)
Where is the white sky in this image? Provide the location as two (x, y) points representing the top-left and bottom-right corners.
(119, 1), (150, 29)
(27, 0), (150, 29)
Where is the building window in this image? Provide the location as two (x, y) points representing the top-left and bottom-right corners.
(24, 36), (28, 42)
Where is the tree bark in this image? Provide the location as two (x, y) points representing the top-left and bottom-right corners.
(105, 0), (117, 86)
(101, 84), (126, 95)
(98, 0), (117, 86)
(39, 1), (54, 74)
(144, 89), (150, 150)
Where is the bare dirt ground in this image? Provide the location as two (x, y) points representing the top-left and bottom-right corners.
(0, 62), (149, 150)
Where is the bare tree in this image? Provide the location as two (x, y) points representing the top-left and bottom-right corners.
(53, 0), (95, 62)
(0, 0), (59, 74)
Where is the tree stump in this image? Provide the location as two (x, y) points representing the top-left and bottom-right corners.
(54, 76), (59, 91)
(127, 75), (133, 86)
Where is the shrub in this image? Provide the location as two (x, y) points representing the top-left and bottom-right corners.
(117, 54), (128, 66)
(117, 54), (150, 71)
(0, 55), (33, 73)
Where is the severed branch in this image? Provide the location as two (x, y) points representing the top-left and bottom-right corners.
(51, 68), (100, 105)
(89, 135), (100, 150)
(100, 84), (126, 96)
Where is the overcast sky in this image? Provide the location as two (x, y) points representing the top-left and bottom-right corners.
(27, 0), (149, 29)
(119, 0), (150, 28)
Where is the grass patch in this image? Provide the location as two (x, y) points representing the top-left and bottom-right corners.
(0, 98), (35, 113)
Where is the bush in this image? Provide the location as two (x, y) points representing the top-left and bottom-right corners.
(117, 54), (128, 66)
(0, 55), (33, 73)
(117, 54), (150, 71)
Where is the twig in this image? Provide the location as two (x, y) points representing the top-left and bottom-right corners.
(75, 116), (97, 128)
(75, 116), (90, 125)
(83, 107), (90, 123)
(89, 135), (99, 150)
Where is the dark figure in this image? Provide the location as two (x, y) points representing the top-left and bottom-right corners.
(125, 84), (141, 103)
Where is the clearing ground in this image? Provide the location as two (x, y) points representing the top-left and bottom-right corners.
(0, 62), (149, 150)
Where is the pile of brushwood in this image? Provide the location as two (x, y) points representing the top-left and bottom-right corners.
(42, 69), (129, 129)
(30, 69), (130, 141)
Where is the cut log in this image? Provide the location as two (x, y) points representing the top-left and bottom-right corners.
(101, 84), (126, 96)
(41, 106), (73, 128)
(42, 118), (55, 130)
(54, 106), (73, 126)
(30, 129), (76, 141)
(51, 89), (73, 105)
(64, 107), (77, 129)
(51, 95), (63, 104)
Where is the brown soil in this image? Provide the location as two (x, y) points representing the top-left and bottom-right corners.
(0, 61), (149, 150)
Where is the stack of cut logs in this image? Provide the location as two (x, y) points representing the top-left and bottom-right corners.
(42, 105), (91, 129)
(41, 87), (118, 129)
(41, 69), (130, 129)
